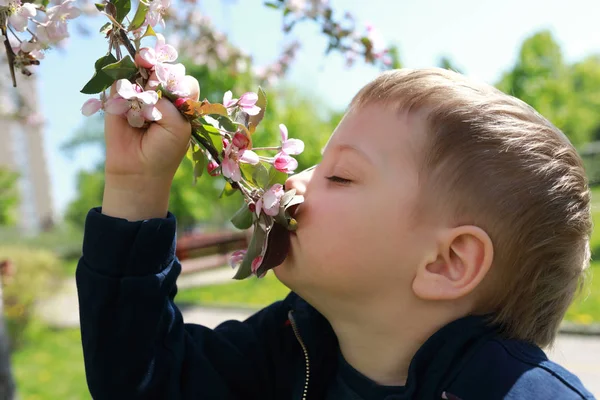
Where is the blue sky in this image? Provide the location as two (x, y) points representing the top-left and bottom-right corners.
(37, 0), (600, 217)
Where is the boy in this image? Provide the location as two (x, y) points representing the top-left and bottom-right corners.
(76, 68), (595, 399)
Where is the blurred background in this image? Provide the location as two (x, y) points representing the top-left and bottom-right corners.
(1, 0), (600, 398)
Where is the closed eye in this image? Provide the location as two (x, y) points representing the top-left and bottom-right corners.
(326, 176), (352, 184)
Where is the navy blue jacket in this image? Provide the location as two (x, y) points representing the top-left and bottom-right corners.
(76, 208), (595, 399)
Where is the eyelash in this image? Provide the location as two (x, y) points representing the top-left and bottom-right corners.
(326, 176), (352, 185)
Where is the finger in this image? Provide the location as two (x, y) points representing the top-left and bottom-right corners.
(154, 98), (191, 139)
(145, 71), (160, 92)
(109, 81), (117, 97)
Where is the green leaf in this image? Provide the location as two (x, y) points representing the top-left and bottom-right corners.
(219, 181), (237, 198)
(196, 127), (223, 156)
(264, 2), (279, 9)
(268, 166), (288, 187)
(252, 162), (270, 188)
(230, 203), (254, 230)
(193, 154), (206, 185)
(111, 0), (131, 23)
(101, 56), (137, 81)
(80, 53), (118, 94)
(201, 123), (220, 134)
(215, 115), (238, 133)
(95, 3), (106, 12)
(248, 87), (267, 134)
(233, 222), (267, 280)
(239, 163), (255, 186)
(141, 24), (156, 38)
(99, 22), (112, 34)
(185, 142), (199, 163)
(129, 2), (148, 31)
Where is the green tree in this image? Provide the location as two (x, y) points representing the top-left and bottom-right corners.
(0, 168), (19, 227)
(496, 30), (600, 147)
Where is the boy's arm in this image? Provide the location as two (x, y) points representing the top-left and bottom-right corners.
(76, 208), (280, 400)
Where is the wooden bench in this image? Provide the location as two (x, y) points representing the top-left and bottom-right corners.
(176, 230), (250, 275)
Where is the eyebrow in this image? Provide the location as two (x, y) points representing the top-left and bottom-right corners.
(321, 143), (374, 166)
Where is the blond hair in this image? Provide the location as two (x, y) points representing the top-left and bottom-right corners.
(351, 68), (592, 348)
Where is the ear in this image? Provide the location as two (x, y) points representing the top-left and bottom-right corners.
(412, 226), (494, 301)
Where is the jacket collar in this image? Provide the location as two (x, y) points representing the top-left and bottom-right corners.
(283, 292), (500, 400)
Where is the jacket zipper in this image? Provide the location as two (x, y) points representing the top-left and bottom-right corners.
(288, 310), (310, 400)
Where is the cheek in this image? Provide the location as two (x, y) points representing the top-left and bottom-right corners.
(300, 191), (382, 266)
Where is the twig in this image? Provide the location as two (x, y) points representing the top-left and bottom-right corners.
(118, 28), (136, 59)
(7, 25), (22, 43)
(1, 25), (17, 87)
(191, 129), (221, 163)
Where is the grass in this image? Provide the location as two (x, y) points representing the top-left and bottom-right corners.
(12, 322), (89, 400)
(175, 271), (290, 309)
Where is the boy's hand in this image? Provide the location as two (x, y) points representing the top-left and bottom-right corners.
(101, 76), (200, 221)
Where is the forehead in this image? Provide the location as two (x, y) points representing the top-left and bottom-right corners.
(323, 104), (428, 169)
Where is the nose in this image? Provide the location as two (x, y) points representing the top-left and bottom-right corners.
(284, 164), (317, 195)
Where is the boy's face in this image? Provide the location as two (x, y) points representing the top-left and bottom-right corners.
(275, 105), (439, 306)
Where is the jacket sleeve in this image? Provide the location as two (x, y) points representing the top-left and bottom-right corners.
(75, 208), (285, 400)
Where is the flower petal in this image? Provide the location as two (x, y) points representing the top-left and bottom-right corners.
(116, 79), (138, 100)
(279, 123), (288, 142)
(242, 105), (261, 116)
(282, 138), (305, 155)
(255, 198), (263, 217)
(239, 150), (259, 165)
(21, 3), (38, 17)
(138, 47), (157, 67)
(154, 62), (169, 83)
(238, 92), (258, 106)
(170, 63), (186, 78)
(155, 32), (166, 47)
(156, 44), (178, 63)
(136, 90), (159, 105)
(251, 256), (264, 274)
(222, 157), (241, 182)
(104, 97), (130, 115)
(142, 104), (162, 121)
(9, 15), (29, 32)
(81, 98), (103, 116)
(223, 90), (232, 105)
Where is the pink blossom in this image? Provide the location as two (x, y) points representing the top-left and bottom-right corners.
(46, 0), (81, 20)
(155, 63), (190, 97)
(207, 160), (220, 176)
(81, 98), (103, 116)
(137, 33), (178, 68)
(221, 138), (259, 182)
(36, 20), (69, 44)
(223, 90), (237, 109)
(104, 80), (162, 128)
(145, 0), (170, 28)
(229, 250), (246, 269)
(273, 153), (298, 174)
(222, 91), (261, 116)
(238, 92), (260, 116)
(19, 41), (44, 59)
(255, 184), (284, 217)
(9, 3), (37, 32)
(232, 132), (250, 149)
(251, 256), (264, 275)
(278, 124), (304, 155)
